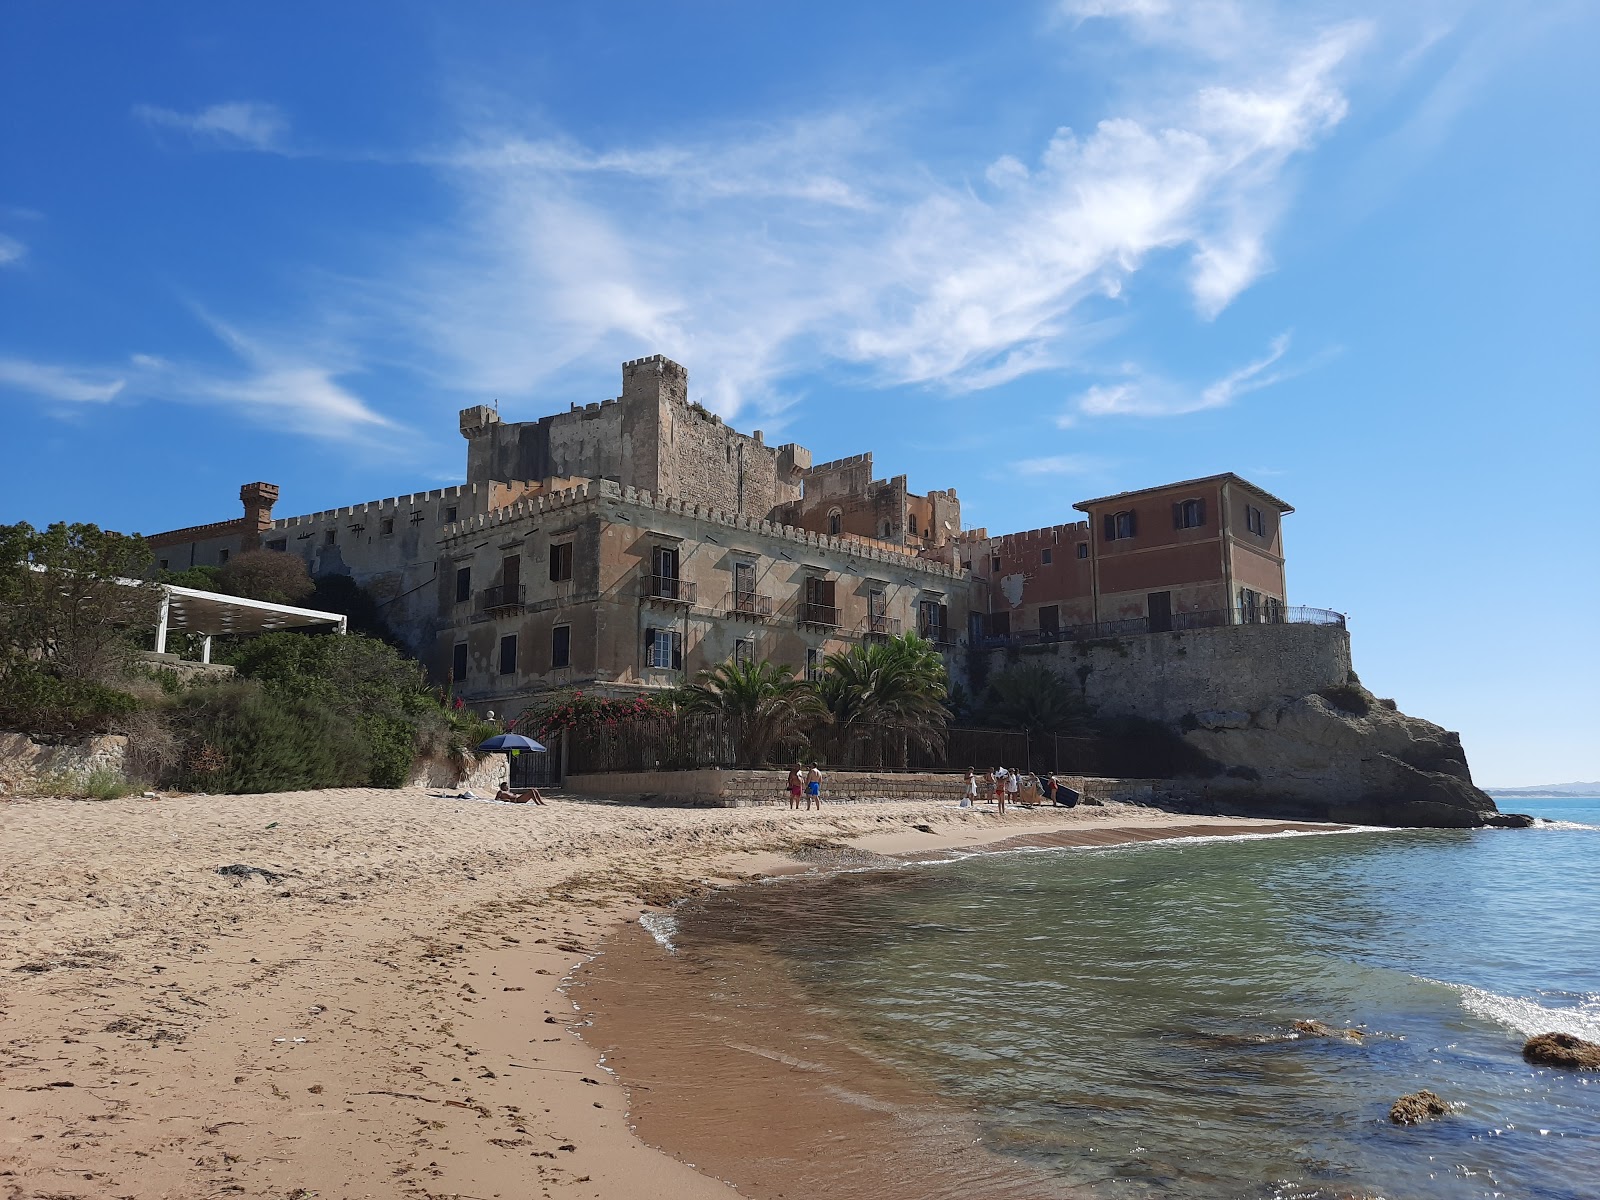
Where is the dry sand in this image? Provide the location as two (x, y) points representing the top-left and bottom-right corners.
(0, 786), (1335, 1199)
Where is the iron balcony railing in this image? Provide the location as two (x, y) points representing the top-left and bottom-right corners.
(725, 590), (773, 619)
(645, 575), (695, 604)
(862, 613), (902, 639)
(800, 602), (839, 627)
(478, 583), (526, 612)
(972, 605), (1346, 649)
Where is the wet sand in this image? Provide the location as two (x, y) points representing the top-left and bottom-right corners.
(0, 785), (1338, 1198)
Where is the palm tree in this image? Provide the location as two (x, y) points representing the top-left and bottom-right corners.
(677, 658), (818, 767)
(815, 633), (949, 767)
(976, 660), (1094, 736)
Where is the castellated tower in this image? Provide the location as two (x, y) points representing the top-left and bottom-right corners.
(239, 482), (280, 547)
(458, 355), (810, 517)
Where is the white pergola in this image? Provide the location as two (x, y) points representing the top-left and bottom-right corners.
(155, 584), (347, 662)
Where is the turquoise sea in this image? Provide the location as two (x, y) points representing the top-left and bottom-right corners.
(652, 797), (1600, 1199)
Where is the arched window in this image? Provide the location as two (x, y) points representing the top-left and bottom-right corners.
(907, 514), (918, 536)
(883, 521), (892, 538)
(827, 509), (842, 536)
(1173, 498), (1205, 529)
(1104, 510), (1136, 540)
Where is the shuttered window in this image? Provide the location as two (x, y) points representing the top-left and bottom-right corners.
(645, 628), (683, 670)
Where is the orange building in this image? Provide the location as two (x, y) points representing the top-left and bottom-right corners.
(966, 473), (1295, 641)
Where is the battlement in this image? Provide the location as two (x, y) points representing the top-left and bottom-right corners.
(805, 452), (872, 474)
(980, 521), (1092, 551)
(271, 483), (507, 529)
(147, 515), (247, 548)
(439, 481), (964, 580)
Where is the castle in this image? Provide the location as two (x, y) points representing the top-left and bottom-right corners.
(146, 355), (1294, 719)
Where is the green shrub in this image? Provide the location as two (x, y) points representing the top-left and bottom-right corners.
(0, 663), (140, 738)
(169, 680), (358, 794)
(1318, 684), (1371, 717)
(82, 767), (138, 800)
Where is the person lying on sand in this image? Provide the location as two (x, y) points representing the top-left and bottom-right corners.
(495, 785), (546, 806)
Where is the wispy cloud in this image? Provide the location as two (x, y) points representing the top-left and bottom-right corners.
(1060, 332), (1294, 421)
(1014, 453), (1115, 477)
(0, 319), (395, 441)
(331, 13), (1362, 420)
(0, 234), (24, 267)
(0, 357), (125, 403)
(134, 101), (288, 151)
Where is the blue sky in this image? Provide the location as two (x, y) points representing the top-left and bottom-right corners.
(1, 2), (1595, 785)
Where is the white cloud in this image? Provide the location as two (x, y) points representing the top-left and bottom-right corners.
(356, 23), (1358, 421)
(134, 101), (288, 151)
(0, 357), (125, 403)
(0, 234), (24, 267)
(0, 321), (394, 441)
(1061, 332), (1293, 420)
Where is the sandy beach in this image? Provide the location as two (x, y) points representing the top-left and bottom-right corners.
(0, 786), (1337, 1199)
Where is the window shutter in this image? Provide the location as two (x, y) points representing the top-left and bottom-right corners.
(1197, 498), (1206, 526)
(645, 628), (656, 663)
(1172, 502), (1183, 530)
(1103, 514), (1114, 541)
(939, 604), (949, 633)
(1128, 510), (1138, 536)
(671, 633), (682, 671)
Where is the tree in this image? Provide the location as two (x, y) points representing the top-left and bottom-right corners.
(217, 549), (314, 605)
(677, 658), (818, 767)
(0, 521), (159, 683)
(814, 633), (949, 767)
(976, 661), (1094, 737)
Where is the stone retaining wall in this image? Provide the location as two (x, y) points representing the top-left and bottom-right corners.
(974, 622), (1352, 724)
(565, 768), (1187, 808)
(0, 733), (130, 796)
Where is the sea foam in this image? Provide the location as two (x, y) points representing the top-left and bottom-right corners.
(639, 910), (679, 953)
(1447, 982), (1600, 1043)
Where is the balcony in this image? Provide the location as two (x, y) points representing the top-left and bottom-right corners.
(800, 602), (839, 627)
(479, 583), (527, 614)
(725, 589), (773, 620)
(861, 614), (901, 640)
(645, 575), (695, 606)
(918, 622), (958, 646)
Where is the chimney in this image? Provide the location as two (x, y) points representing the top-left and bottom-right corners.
(240, 482), (280, 548)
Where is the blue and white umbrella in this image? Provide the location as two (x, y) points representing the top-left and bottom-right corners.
(477, 733), (547, 753)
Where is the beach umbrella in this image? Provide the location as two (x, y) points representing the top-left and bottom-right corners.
(477, 733), (547, 753)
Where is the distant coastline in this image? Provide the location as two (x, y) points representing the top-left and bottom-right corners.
(1485, 782), (1600, 797)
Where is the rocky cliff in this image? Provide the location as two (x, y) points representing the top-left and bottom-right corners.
(1181, 683), (1499, 828)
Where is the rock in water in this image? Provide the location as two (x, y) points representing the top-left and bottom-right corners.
(1484, 812), (1535, 828)
(1294, 1019), (1364, 1041)
(1390, 1090), (1449, 1124)
(1523, 1032), (1600, 1070)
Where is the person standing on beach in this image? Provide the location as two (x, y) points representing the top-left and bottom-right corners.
(993, 766), (1007, 807)
(786, 764), (803, 811)
(962, 768), (977, 808)
(1005, 768), (1020, 814)
(805, 764), (823, 810)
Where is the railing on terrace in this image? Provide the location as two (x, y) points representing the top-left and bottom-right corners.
(918, 623), (958, 645)
(862, 614), (902, 639)
(972, 605), (1346, 649)
(800, 602), (839, 627)
(645, 575), (695, 604)
(478, 584), (526, 612)
(725, 590), (773, 619)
